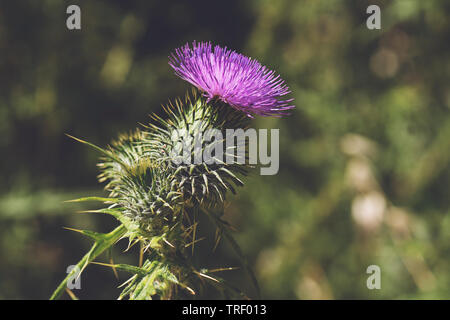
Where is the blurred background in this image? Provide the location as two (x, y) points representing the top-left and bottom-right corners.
(0, 0), (449, 299)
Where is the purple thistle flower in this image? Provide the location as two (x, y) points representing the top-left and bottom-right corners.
(169, 41), (294, 117)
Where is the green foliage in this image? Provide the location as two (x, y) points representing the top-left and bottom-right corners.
(50, 224), (127, 300)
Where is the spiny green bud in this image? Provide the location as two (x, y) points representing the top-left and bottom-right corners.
(97, 130), (184, 237)
(143, 89), (251, 207)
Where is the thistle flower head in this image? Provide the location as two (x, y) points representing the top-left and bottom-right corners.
(169, 41), (294, 117)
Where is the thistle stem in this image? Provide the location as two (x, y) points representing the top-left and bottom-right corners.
(50, 225), (127, 300)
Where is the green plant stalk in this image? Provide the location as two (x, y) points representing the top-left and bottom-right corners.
(50, 224), (127, 300)
(52, 92), (256, 299)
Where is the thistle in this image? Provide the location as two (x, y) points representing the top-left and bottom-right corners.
(51, 42), (294, 300)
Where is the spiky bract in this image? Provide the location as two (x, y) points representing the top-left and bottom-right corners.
(142, 89), (251, 207)
(97, 130), (184, 237)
